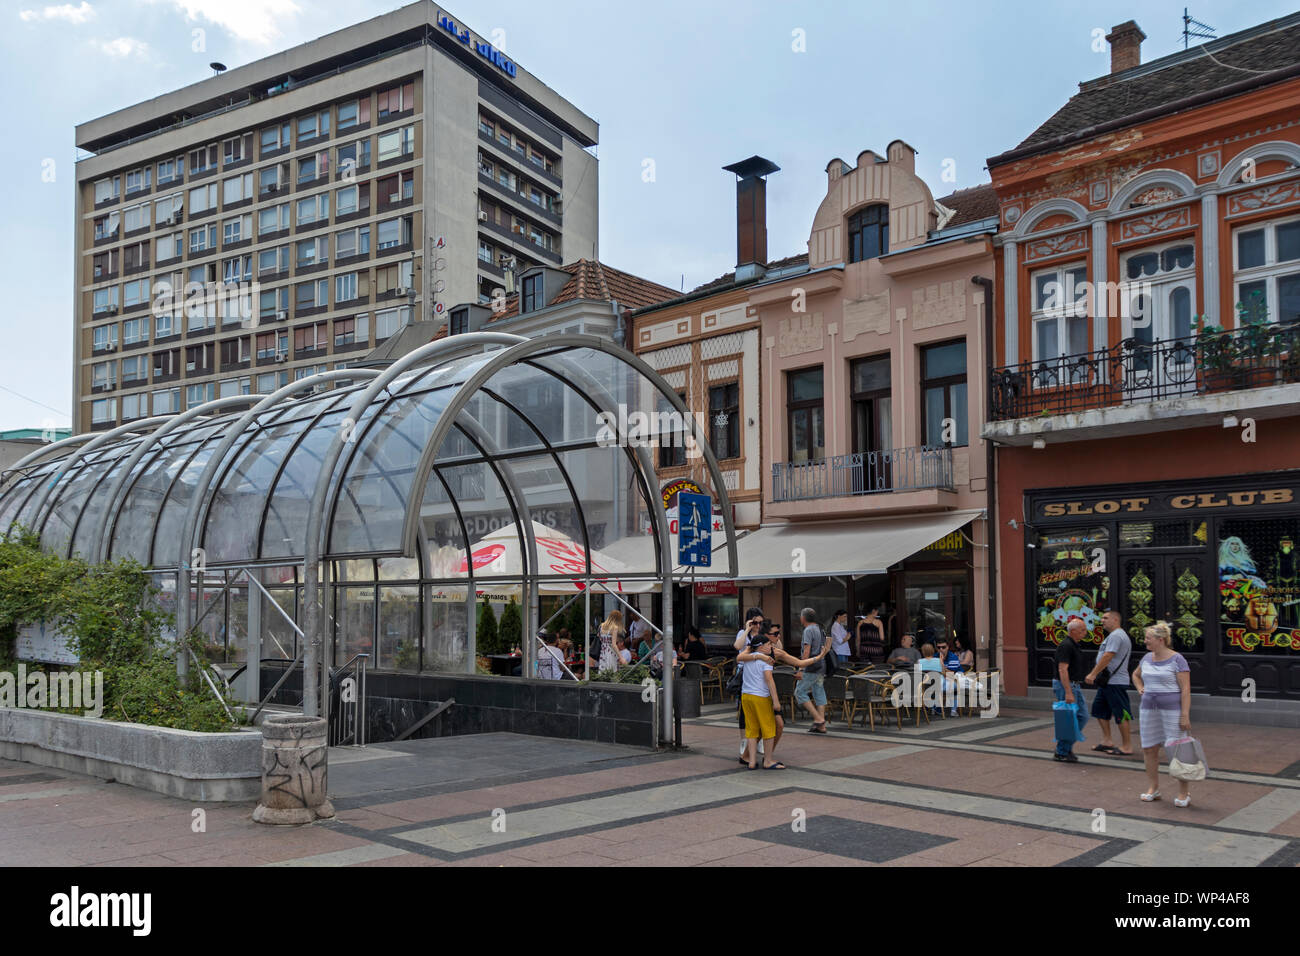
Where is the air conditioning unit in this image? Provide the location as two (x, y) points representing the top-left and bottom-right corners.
(276, 310), (288, 321)
(104, 345), (117, 353)
(395, 286), (409, 296)
(274, 353), (287, 364)
(478, 211), (488, 222)
(107, 306), (119, 315)
(267, 183), (278, 193)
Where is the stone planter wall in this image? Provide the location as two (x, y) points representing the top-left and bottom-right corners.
(0, 708), (261, 801)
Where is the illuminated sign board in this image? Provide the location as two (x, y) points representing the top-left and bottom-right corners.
(437, 13), (517, 79)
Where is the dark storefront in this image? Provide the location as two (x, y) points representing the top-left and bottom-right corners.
(1026, 472), (1300, 698)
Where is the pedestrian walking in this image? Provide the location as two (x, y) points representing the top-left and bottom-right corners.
(795, 607), (829, 731)
(1085, 609), (1134, 755)
(597, 610), (624, 673)
(1131, 621), (1194, 806)
(1052, 618), (1088, 763)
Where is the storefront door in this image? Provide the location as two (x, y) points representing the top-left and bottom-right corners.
(1119, 549), (1210, 691)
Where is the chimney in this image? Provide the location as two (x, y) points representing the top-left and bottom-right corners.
(722, 156), (780, 283)
(1105, 20), (1145, 74)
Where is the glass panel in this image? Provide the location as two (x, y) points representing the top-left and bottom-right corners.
(1126, 252), (1159, 279)
(0, 475), (37, 534)
(330, 388), (454, 554)
(424, 584), (469, 673)
(260, 584), (298, 661)
(1236, 229), (1265, 269)
(1278, 222), (1300, 263)
(789, 368), (823, 402)
(70, 446), (144, 558)
(335, 585), (375, 667)
(904, 570), (970, 650)
(377, 554), (420, 579)
(10, 461), (64, 537)
(1067, 314), (1089, 354)
(1035, 318), (1059, 360)
(1032, 527), (1110, 648)
(42, 447), (132, 557)
(1238, 280), (1268, 324)
(109, 427), (221, 562)
(429, 453), (522, 579)
(1119, 519), (1205, 549)
(1034, 272), (1056, 311)
(152, 437), (226, 569)
(378, 584), (420, 671)
(950, 383), (968, 446)
(924, 387), (945, 446)
(923, 341), (966, 379)
(851, 355), (890, 394)
(1280, 272), (1300, 325)
(1161, 245), (1194, 272)
(481, 360), (593, 449)
(1170, 286), (1192, 341)
(1218, 516), (1300, 655)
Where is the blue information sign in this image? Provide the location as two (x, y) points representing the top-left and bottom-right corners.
(677, 491), (712, 567)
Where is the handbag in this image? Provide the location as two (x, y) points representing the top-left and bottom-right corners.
(1166, 736), (1208, 781)
(1094, 641), (1130, 687)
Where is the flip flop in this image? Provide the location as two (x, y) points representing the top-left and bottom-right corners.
(763, 762), (787, 770)
(1092, 745), (1121, 754)
(808, 723), (828, 734)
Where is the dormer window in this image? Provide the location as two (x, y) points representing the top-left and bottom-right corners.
(521, 273), (542, 313)
(450, 307), (469, 336)
(848, 204), (889, 263)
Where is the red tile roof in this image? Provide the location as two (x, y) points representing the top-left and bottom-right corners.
(485, 259), (678, 323)
(935, 184), (999, 227)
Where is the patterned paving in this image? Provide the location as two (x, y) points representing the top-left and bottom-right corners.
(1, 707), (1297, 867)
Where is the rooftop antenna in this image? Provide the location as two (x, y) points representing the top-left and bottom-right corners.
(1181, 8), (1216, 49)
(210, 61), (227, 76)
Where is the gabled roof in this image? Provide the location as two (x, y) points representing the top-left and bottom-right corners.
(991, 12), (1300, 167)
(935, 184), (999, 227)
(689, 252), (810, 295)
(485, 258), (678, 323)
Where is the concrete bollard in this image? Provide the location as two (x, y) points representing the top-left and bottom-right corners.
(253, 715), (335, 825)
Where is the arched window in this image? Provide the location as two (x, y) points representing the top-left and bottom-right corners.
(848, 205), (889, 263)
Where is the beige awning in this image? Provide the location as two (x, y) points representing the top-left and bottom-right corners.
(712, 509), (984, 580)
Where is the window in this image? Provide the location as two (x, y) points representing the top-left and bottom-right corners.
(154, 192), (183, 224)
(157, 232), (184, 261)
(657, 391), (688, 467)
(478, 239), (493, 264)
(376, 82), (414, 118)
(121, 354), (147, 383)
(337, 99), (368, 130)
(478, 153), (493, 177)
(376, 216), (410, 250)
(123, 278), (150, 308)
(91, 398), (116, 425)
(257, 370), (289, 392)
(334, 315), (369, 347)
(154, 312), (174, 339)
(92, 361), (117, 391)
(258, 245), (289, 276)
(478, 115), (493, 136)
(336, 184), (359, 216)
(297, 151), (328, 183)
(222, 254), (253, 284)
(122, 315), (150, 345)
(123, 241), (149, 272)
(123, 202), (150, 233)
(851, 355), (893, 479)
(1031, 263), (1090, 362)
(186, 302), (216, 334)
(497, 125), (512, 149)
(258, 163), (287, 195)
(222, 214), (251, 245)
(377, 126), (414, 163)
(294, 322), (328, 353)
(93, 212), (120, 241)
(222, 172), (253, 205)
(220, 337), (251, 366)
(121, 392), (146, 421)
(294, 364), (328, 382)
(189, 223), (217, 253)
(256, 330), (288, 360)
(296, 193), (329, 225)
(218, 377), (252, 398)
(377, 170), (414, 205)
(521, 274), (542, 313)
(259, 286), (289, 320)
(787, 368), (824, 463)
(374, 306), (410, 340)
(186, 383), (216, 408)
(157, 156), (183, 185)
(496, 166), (516, 191)
(187, 263), (216, 286)
(260, 122), (290, 154)
(335, 226), (370, 259)
(185, 343), (214, 373)
(94, 177), (120, 204)
(449, 308), (468, 336)
(848, 205), (889, 263)
(189, 144), (218, 175)
(258, 203), (290, 236)
(335, 272), (359, 302)
(337, 138), (370, 174)
(376, 260), (413, 295)
(125, 166), (151, 195)
(708, 382), (740, 460)
(92, 287), (119, 315)
(296, 236), (328, 268)
(296, 110), (330, 142)
(188, 182), (218, 214)
(152, 387), (180, 414)
(93, 324), (118, 351)
(222, 136), (246, 165)
(921, 340), (968, 448)
(295, 279), (328, 310)
(1233, 216), (1300, 325)
(92, 250), (117, 279)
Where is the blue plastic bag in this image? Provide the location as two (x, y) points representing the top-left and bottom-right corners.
(1053, 700), (1084, 743)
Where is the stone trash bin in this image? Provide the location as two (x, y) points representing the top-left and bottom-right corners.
(253, 715), (335, 825)
(673, 676), (702, 719)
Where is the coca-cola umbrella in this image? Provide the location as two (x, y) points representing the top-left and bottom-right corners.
(453, 520), (657, 593)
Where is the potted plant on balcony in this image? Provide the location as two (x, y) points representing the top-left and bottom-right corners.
(1195, 316), (1236, 394)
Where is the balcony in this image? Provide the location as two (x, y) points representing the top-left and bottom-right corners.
(771, 445), (954, 503)
(986, 321), (1300, 444)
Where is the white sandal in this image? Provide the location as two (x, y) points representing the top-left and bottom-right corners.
(1140, 790), (1161, 802)
(1174, 795), (1191, 808)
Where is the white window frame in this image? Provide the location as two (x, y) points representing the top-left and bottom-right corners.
(1030, 261), (1090, 362)
(1232, 213), (1300, 325)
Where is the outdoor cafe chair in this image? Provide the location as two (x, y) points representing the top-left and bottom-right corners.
(771, 669), (798, 720)
(823, 674), (851, 723)
(680, 660), (707, 707)
(696, 659), (726, 703)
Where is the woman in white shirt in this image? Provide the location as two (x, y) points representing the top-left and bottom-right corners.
(1130, 621), (1193, 806)
(829, 610), (851, 663)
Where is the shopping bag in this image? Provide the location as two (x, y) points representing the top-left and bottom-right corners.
(1166, 736), (1208, 781)
(1053, 701), (1082, 743)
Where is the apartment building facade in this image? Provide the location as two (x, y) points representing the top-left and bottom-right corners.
(985, 15), (1300, 697)
(73, 2), (597, 431)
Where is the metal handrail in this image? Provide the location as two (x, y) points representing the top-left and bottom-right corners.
(329, 652), (369, 747)
(771, 445), (955, 502)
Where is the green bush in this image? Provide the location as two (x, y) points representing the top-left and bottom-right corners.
(476, 600), (503, 655)
(498, 598), (522, 652)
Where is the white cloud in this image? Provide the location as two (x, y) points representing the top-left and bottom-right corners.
(149, 0), (302, 45)
(101, 36), (149, 58)
(19, 2), (96, 24)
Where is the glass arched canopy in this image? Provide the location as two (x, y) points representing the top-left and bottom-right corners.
(0, 336), (738, 596)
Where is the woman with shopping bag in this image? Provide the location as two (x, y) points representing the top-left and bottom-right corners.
(1130, 621), (1196, 807)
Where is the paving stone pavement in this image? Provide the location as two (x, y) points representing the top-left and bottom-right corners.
(1, 710), (1297, 867)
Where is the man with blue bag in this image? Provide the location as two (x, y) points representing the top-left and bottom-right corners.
(1052, 618), (1090, 762)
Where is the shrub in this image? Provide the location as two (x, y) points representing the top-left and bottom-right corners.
(476, 600), (503, 655)
(498, 598), (522, 652)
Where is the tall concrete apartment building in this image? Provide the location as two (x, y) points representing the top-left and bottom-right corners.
(73, 2), (598, 430)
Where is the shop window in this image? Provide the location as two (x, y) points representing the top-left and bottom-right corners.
(1031, 527), (1110, 648)
(784, 580), (845, 653)
(903, 570), (971, 653)
(1217, 516), (1300, 655)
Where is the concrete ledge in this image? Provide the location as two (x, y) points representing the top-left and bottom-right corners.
(1003, 687), (1300, 728)
(0, 708), (261, 801)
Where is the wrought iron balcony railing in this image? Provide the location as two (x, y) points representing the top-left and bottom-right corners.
(771, 445), (955, 503)
(988, 321), (1300, 422)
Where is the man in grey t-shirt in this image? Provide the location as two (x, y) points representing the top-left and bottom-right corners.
(796, 608), (829, 731)
(1085, 609), (1134, 755)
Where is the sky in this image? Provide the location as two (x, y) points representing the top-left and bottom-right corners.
(0, 0), (1293, 430)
